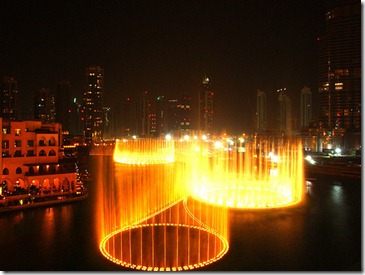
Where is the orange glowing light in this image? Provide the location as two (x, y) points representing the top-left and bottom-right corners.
(99, 222), (229, 271)
(113, 138), (174, 165)
(97, 135), (304, 271)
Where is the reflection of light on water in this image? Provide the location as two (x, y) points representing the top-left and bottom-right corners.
(98, 136), (304, 271)
(331, 184), (343, 205)
(305, 181), (313, 196)
(43, 208), (56, 245)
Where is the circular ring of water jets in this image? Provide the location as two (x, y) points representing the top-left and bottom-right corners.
(99, 223), (229, 271)
(192, 182), (302, 209)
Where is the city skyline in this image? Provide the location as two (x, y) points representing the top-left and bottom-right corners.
(1, 1), (325, 133)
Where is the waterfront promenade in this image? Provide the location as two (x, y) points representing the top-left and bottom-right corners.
(304, 155), (361, 181)
(0, 189), (88, 213)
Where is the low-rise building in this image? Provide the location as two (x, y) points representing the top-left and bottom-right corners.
(0, 118), (77, 195)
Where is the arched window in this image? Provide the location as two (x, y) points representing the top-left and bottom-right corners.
(48, 137), (56, 146)
(1, 180), (8, 190)
(39, 150), (46, 156)
(39, 166), (45, 174)
(49, 150), (56, 156)
(39, 137), (46, 146)
(2, 168), (9, 175)
(16, 167), (22, 174)
(29, 166), (35, 175)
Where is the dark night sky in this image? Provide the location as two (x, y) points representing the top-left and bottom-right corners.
(0, 0), (325, 134)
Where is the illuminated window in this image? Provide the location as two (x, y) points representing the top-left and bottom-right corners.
(335, 83), (343, 90)
(2, 140), (9, 149)
(2, 128), (10, 134)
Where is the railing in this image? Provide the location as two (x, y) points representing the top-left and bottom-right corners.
(24, 169), (76, 176)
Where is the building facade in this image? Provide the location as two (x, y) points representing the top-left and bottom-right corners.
(136, 91), (156, 137)
(198, 75), (214, 134)
(300, 86), (312, 129)
(317, 0), (361, 148)
(256, 89), (267, 132)
(0, 119), (77, 194)
(34, 88), (56, 123)
(1, 77), (18, 120)
(177, 95), (192, 133)
(278, 89), (291, 133)
(55, 80), (72, 133)
(83, 66), (104, 143)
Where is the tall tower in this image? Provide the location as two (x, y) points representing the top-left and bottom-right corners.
(55, 80), (72, 132)
(83, 66), (104, 143)
(277, 88), (291, 133)
(300, 86), (312, 129)
(317, 0), (361, 134)
(70, 97), (83, 135)
(121, 96), (138, 137)
(137, 91), (155, 137)
(255, 89), (267, 132)
(1, 77), (18, 120)
(198, 74), (214, 134)
(177, 95), (192, 132)
(102, 106), (113, 139)
(34, 88), (56, 123)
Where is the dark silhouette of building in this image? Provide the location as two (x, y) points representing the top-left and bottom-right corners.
(34, 88), (55, 123)
(69, 97), (83, 136)
(83, 66), (104, 143)
(1, 77), (18, 120)
(55, 80), (72, 133)
(198, 74), (214, 134)
(255, 89), (267, 132)
(277, 88), (291, 133)
(103, 106), (113, 139)
(300, 86), (312, 130)
(317, 0), (361, 148)
(154, 95), (192, 137)
(120, 96), (138, 137)
(135, 91), (156, 137)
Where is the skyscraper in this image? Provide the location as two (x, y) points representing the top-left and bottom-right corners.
(34, 88), (56, 123)
(69, 97), (83, 135)
(317, 0), (361, 142)
(300, 86), (312, 129)
(277, 88), (291, 133)
(120, 96), (138, 137)
(83, 66), (104, 143)
(155, 95), (168, 136)
(255, 89), (267, 132)
(55, 80), (72, 133)
(103, 106), (113, 139)
(198, 74), (214, 134)
(137, 91), (155, 137)
(1, 77), (18, 120)
(177, 95), (192, 133)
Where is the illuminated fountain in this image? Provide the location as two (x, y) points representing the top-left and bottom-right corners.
(113, 138), (174, 165)
(188, 137), (304, 209)
(98, 137), (228, 271)
(97, 135), (304, 271)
